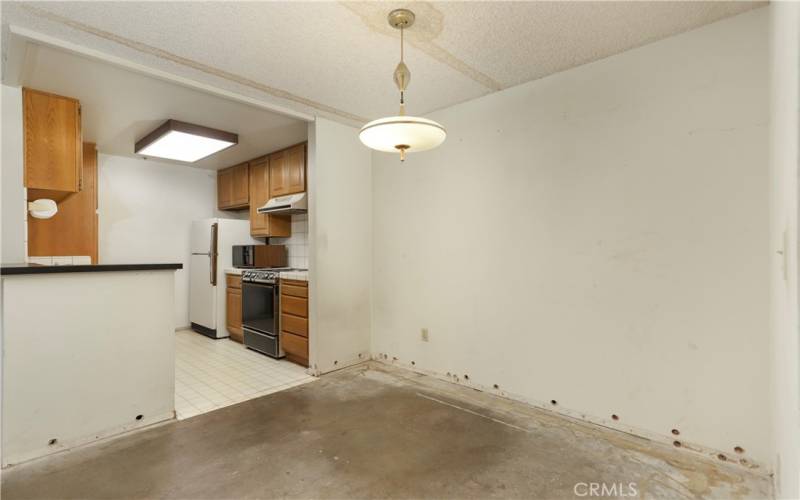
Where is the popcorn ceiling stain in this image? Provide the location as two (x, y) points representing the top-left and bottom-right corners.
(340, 1), (503, 92)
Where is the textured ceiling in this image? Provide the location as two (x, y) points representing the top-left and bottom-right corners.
(18, 44), (307, 170)
(2, 1), (765, 127)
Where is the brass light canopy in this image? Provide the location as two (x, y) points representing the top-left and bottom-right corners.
(359, 9), (446, 162)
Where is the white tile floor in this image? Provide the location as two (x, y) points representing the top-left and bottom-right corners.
(175, 330), (316, 420)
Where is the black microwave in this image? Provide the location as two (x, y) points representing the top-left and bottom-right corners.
(232, 245), (288, 269)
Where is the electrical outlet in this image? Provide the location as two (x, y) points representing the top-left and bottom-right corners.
(421, 328), (429, 342)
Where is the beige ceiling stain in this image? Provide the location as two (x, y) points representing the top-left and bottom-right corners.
(341, 1), (503, 92)
(21, 4), (367, 123)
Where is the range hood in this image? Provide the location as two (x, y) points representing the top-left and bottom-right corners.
(257, 192), (307, 215)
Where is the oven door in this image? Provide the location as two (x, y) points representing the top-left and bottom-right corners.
(242, 280), (282, 358)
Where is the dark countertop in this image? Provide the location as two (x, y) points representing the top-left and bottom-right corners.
(1, 263), (183, 275)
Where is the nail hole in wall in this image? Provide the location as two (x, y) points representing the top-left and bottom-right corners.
(717, 454), (727, 461)
(673, 440), (682, 447)
(550, 400), (558, 406)
(411, 361), (415, 365)
(611, 414), (619, 421)
(464, 374), (469, 380)
(48, 438), (58, 446)
(135, 414), (143, 421)
(734, 446), (744, 454)
(671, 429), (680, 435)
(493, 384), (499, 389)
(334, 360), (338, 365)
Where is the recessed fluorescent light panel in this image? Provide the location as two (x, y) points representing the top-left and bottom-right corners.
(135, 119), (238, 163)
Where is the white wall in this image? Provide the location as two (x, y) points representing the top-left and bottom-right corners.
(769, 2), (800, 498)
(1, 84), (26, 263)
(98, 154), (217, 328)
(372, 9), (773, 466)
(2, 270), (176, 465)
(308, 118), (372, 374)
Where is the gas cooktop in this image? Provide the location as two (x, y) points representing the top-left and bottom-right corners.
(241, 268), (306, 283)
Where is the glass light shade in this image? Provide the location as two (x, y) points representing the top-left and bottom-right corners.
(359, 115), (446, 154)
(137, 130), (235, 163)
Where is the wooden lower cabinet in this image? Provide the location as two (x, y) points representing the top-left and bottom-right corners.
(280, 278), (309, 367)
(226, 274), (243, 342)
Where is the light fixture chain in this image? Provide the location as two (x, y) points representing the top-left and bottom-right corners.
(400, 26), (405, 105)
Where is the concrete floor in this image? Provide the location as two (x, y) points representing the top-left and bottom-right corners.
(2, 362), (772, 499)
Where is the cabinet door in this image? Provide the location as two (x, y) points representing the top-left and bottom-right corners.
(284, 143), (306, 195)
(226, 288), (243, 342)
(28, 143), (98, 263)
(23, 88), (82, 192)
(217, 168), (233, 209)
(269, 150), (288, 198)
(231, 163), (249, 207)
(249, 158), (270, 236)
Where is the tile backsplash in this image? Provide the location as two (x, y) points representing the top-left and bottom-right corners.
(28, 256), (92, 265)
(272, 214), (308, 269)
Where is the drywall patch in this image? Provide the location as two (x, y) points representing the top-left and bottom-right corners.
(341, 1), (502, 91)
(20, 4), (366, 123)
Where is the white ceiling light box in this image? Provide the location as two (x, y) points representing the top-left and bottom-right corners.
(359, 9), (446, 161)
(135, 120), (238, 162)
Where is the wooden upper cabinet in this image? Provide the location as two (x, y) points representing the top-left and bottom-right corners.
(250, 156), (291, 238)
(231, 162), (249, 206)
(269, 143), (306, 198)
(217, 162), (249, 210)
(23, 88), (83, 192)
(249, 157), (270, 235)
(217, 167), (233, 209)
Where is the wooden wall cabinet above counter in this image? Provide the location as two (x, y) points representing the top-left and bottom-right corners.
(269, 143), (306, 198)
(217, 162), (249, 210)
(23, 88), (83, 193)
(249, 156), (290, 238)
(217, 142), (306, 238)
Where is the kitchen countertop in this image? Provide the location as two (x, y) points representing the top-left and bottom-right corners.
(224, 268), (243, 276)
(280, 270), (309, 281)
(1, 263), (183, 276)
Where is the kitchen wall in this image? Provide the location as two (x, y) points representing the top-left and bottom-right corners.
(98, 154), (218, 328)
(308, 118), (372, 374)
(1, 84), (26, 263)
(271, 214), (308, 269)
(371, 8), (773, 467)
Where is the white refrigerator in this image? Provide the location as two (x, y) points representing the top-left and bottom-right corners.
(190, 218), (258, 338)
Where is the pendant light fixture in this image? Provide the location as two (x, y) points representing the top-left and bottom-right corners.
(359, 9), (446, 161)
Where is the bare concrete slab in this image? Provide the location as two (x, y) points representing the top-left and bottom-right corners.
(1, 362), (772, 499)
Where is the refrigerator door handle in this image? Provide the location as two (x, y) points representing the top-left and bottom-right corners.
(210, 222), (218, 286)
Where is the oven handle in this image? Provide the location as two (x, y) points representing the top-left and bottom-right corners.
(243, 281), (276, 288)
